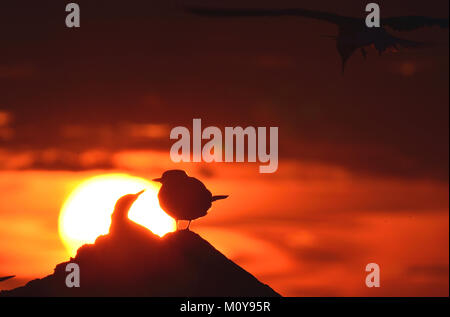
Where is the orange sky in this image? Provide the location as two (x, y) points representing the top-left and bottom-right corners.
(0, 0), (449, 296)
(0, 153), (448, 296)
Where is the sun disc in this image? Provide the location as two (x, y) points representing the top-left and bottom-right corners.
(58, 174), (176, 256)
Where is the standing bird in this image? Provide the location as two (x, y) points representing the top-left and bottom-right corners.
(153, 170), (228, 230)
(186, 7), (449, 72)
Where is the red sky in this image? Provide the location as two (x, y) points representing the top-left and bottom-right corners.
(0, 0), (448, 296)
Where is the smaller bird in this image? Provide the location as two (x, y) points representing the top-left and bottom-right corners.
(109, 189), (148, 236)
(153, 170), (228, 230)
(0, 275), (15, 282)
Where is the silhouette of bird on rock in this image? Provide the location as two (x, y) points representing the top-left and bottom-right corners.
(153, 170), (228, 230)
(108, 190), (157, 240)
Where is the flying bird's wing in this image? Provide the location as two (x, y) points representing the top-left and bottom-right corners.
(0, 275), (15, 282)
(382, 16), (449, 31)
(393, 37), (429, 49)
(186, 7), (357, 26)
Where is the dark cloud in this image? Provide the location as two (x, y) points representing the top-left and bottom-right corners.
(407, 265), (449, 278)
(0, 149), (115, 171)
(293, 245), (358, 263)
(0, 0), (448, 181)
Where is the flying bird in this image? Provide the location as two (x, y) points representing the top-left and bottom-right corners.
(186, 7), (449, 71)
(153, 170), (228, 230)
(0, 275), (15, 282)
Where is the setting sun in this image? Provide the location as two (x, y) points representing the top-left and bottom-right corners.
(58, 174), (176, 255)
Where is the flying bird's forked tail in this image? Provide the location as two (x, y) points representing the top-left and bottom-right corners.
(212, 195), (229, 202)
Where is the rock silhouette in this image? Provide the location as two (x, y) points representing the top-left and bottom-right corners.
(153, 170), (228, 230)
(0, 192), (279, 297)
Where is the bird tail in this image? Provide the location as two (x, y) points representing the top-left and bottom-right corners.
(212, 195), (228, 202)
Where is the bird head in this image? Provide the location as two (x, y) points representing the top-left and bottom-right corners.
(112, 190), (145, 217)
(109, 190), (145, 234)
(152, 170), (188, 183)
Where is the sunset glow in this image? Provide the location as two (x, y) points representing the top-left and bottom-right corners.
(1, 1), (448, 298)
(58, 174), (176, 256)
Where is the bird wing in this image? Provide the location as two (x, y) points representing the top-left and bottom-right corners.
(393, 37), (429, 49)
(186, 7), (357, 26)
(189, 177), (213, 203)
(0, 275), (15, 282)
(382, 16), (449, 31)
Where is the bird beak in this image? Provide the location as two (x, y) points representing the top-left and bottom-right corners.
(152, 178), (162, 182)
(135, 189), (145, 196)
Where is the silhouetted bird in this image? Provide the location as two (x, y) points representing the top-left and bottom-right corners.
(187, 7), (449, 71)
(153, 170), (228, 230)
(0, 275), (14, 282)
(109, 190), (150, 237)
